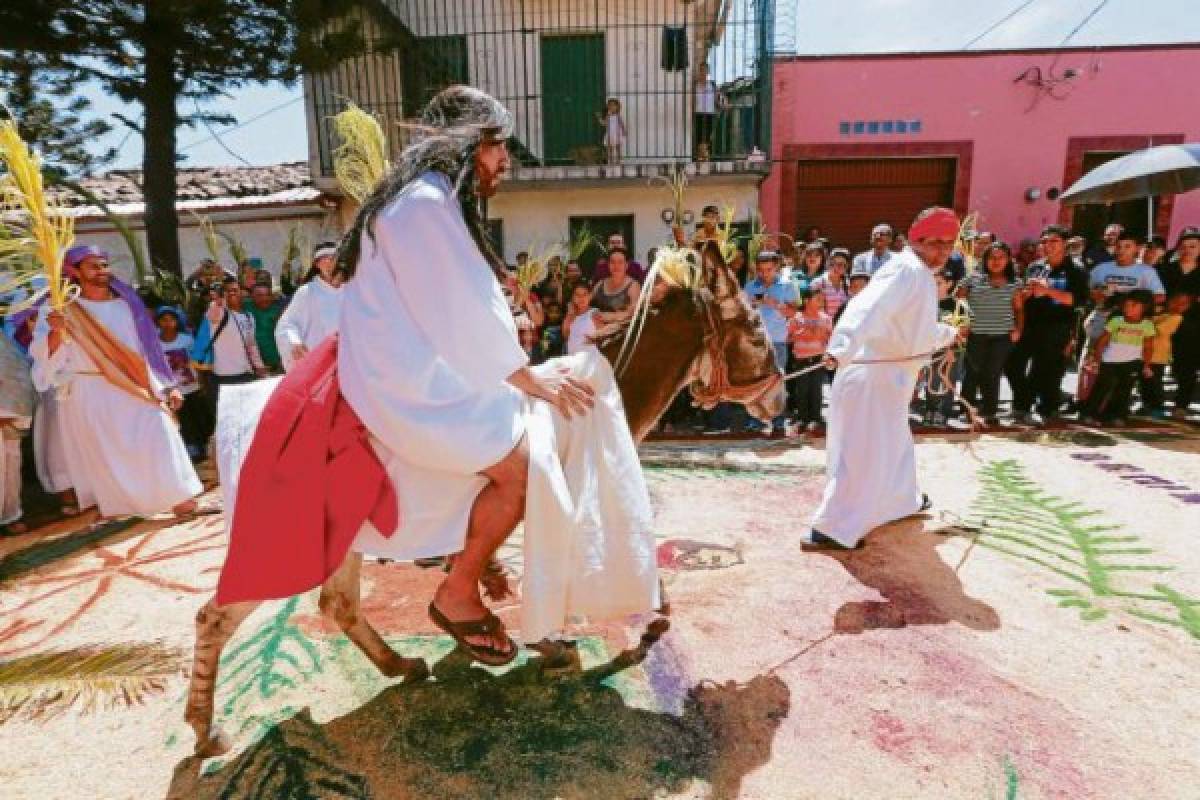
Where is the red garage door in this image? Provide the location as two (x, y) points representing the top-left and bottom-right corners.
(795, 158), (956, 253)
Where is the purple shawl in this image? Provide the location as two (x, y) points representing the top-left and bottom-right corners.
(11, 246), (175, 387)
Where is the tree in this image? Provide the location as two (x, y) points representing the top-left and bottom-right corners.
(0, 58), (116, 178)
(0, 1), (366, 276)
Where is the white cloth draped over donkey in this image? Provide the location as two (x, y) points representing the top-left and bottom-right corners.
(217, 171), (658, 643)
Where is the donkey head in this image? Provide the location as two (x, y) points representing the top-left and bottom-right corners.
(601, 239), (786, 442)
(689, 239), (787, 424)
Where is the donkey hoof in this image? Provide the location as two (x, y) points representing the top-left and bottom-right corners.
(384, 656), (429, 683)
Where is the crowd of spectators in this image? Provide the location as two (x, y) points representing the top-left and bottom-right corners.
(504, 212), (1199, 438)
(2, 212), (1198, 534)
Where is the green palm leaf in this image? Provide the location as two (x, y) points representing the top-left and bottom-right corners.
(0, 643), (181, 724)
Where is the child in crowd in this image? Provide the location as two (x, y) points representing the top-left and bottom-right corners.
(923, 268), (963, 426)
(516, 316), (544, 364)
(811, 248), (850, 319)
(156, 307), (211, 460)
(958, 241), (1023, 425)
(598, 97), (626, 164)
(541, 301), (565, 359)
(1081, 290), (1156, 426)
(1139, 290), (1188, 418)
(786, 288), (832, 432)
(564, 282), (598, 355)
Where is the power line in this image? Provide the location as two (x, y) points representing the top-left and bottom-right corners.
(961, 0), (1039, 50)
(1057, 0), (1111, 49)
(177, 94), (303, 153)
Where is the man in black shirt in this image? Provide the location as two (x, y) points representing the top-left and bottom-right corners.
(1159, 227), (1200, 418)
(1005, 224), (1090, 425)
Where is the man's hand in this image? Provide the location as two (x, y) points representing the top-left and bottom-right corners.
(290, 344), (308, 363)
(955, 324), (970, 345)
(1142, 365), (1154, 379)
(206, 297), (225, 323)
(822, 353), (839, 370)
(46, 310), (66, 333)
(1009, 328), (1022, 343)
(254, 366), (269, 379)
(528, 367), (597, 422)
(166, 389), (184, 412)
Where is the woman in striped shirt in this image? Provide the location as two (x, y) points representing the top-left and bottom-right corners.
(958, 241), (1024, 424)
(811, 248), (850, 319)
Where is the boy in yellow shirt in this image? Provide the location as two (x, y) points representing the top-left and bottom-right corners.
(1139, 290), (1188, 418)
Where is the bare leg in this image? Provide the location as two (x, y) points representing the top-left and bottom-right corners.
(432, 435), (528, 652)
(185, 598), (259, 756)
(318, 552), (429, 682)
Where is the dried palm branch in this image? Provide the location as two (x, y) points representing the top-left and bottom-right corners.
(146, 268), (189, 308)
(0, 120), (75, 312)
(565, 223), (597, 264)
(220, 229), (249, 267)
(648, 165), (689, 235)
(0, 643), (182, 725)
(515, 242), (563, 303)
(192, 212), (222, 265)
(57, 179), (149, 284)
(715, 203), (739, 263)
(332, 103), (391, 205)
(954, 211), (981, 278)
(612, 244), (704, 375)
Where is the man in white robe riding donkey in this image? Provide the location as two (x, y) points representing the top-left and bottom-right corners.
(186, 86), (786, 756)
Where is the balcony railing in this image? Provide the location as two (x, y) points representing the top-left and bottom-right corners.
(308, 0), (774, 182)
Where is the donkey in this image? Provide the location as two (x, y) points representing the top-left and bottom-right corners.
(185, 240), (784, 756)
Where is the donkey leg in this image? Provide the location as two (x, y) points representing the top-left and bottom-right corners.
(185, 598), (259, 757)
(318, 552), (429, 682)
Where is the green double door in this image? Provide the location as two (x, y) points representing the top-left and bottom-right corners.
(541, 33), (606, 164)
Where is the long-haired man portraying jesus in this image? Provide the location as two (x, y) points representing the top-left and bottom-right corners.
(213, 87), (660, 665)
(805, 207), (967, 550)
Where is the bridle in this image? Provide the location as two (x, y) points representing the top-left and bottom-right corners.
(686, 280), (783, 411)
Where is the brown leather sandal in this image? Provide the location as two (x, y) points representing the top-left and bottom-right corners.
(428, 602), (518, 667)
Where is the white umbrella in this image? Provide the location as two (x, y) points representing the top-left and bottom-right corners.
(1060, 143), (1200, 204)
(1060, 143), (1200, 235)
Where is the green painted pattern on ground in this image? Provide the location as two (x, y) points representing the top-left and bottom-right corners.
(971, 460), (1200, 640)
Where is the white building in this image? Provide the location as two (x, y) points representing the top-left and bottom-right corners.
(49, 163), (337, 284)
(304, 0), (775, 271)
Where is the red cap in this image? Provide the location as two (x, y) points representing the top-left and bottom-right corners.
(908, 208), (959, 242)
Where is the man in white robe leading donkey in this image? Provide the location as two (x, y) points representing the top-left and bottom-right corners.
(187, 87), (672, 755)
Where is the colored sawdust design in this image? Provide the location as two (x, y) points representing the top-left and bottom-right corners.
(970, 460), (1199, 639)
(167, 648), (790, 800)
(0, 522), (225, 657)
(0, 642), (181, 724)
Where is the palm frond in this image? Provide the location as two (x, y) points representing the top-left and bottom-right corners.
(565, 223), (597, 263)
(332, 103), (391, 205)
(56, 179), (148, 284)
(221, 229), (249, 267)
(954, 211), (981, 278)
(147, 268), (189, 307)
(192, 212), (223, 265)
(0, 643), (182, 724)
(715, 203), (738, 263)
(0, 120), (74, 311)
(515, 242), (562, 300)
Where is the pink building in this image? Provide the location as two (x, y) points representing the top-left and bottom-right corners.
(762, 44), (1200, 253)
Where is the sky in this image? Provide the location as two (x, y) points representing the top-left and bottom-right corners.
(69, 0), (1199, 172)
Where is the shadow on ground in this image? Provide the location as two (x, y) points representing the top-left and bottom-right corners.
(812, 519), (1001, 635)
(166, 649), (790, 800)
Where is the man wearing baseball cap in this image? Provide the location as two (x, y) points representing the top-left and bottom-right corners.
(806, 207), (966, 549)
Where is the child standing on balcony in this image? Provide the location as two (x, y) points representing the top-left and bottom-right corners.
(598, 97), (626, 164)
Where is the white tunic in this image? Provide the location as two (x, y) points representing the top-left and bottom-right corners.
(217, 171), (658, 642)
(275, 278), (343, 371)
(30, 297), (203, 517)
(810, 249), (958, 547)
(33, 390), (72, 493)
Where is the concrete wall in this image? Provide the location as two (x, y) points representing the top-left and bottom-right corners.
(488, 178), (760, 265)
(763, 46), (1200, 247)
(73, 207), (337, 284)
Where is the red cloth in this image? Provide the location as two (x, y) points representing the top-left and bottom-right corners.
(215, 335), (398, 606)
(908, 207), (960, 243)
